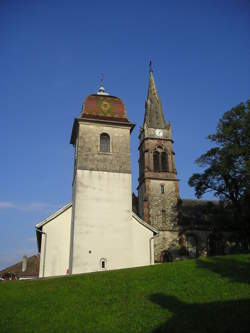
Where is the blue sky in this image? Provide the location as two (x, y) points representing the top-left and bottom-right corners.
(0, 0), (249, 269)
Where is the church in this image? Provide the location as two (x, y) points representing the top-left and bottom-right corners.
(35, 65), (233, 278)
(36, 66), (162, 278)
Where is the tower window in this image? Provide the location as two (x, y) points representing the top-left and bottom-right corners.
(100, 133), (110, 153)
(153, 147), (169, 172)
(160, 184), (165, 194)
(153, 151), (160, 171)
(161, 152), (168, 172)
(162, 209), (166, 223)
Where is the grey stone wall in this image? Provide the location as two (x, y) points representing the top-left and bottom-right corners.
(147, 179), (179, 229)
(75, 121), (131, 174)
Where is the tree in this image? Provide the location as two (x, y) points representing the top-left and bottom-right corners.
(188, 101), (250, 237)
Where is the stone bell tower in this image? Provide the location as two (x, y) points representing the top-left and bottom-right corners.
(138, 64), (179, 261)
(69, 84), (135, 274)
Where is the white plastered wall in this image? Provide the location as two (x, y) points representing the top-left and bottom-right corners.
(39, 206), (72, 277)
(131, 215), (155, 267)
(71, 170), (136, 274)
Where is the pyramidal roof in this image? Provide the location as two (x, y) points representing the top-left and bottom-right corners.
(144, 64), (167, 129)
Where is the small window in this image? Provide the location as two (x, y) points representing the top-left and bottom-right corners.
(100, 133), (110, 153)
(160, 184), (165, 194)
(162, 209), (166, 223)
(100, 258), (107, 270)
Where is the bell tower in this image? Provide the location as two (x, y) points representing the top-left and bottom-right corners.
(70, 84), (135, 274)
(138, 64), (179, 260)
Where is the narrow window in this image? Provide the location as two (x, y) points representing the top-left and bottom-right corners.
(160, 184), (165, 194)
(162, 209), (166, 223)
(161, 152), (168, 172)
(100, 258), (107, 270)
(153, 151), (160, 171)
(100, 133), (110, 153)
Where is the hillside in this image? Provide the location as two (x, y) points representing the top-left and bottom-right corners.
(1, 254), (250, 333)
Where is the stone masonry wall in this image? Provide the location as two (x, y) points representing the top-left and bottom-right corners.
(147, 179), (179, 229)
(76, 121), (131, 174)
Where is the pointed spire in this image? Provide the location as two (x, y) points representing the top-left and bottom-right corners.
(144, 62), (167, 129)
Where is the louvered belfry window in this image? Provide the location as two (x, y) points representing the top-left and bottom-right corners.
(153, 151), (160, 171)
(100, 133), (110, 153)
(161, 152), (168, 172)
(154, 147), (169, 172)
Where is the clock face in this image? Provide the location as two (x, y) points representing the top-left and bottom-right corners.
(155, 129), (163, 137)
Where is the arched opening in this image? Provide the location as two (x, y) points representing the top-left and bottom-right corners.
(160, 250), (173, 263)
(100, 258), (107, 270)
(153, 146), (169, 172)
(100, 133), (110, 153)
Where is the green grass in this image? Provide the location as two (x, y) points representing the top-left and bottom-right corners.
(1, 254), (250, 333)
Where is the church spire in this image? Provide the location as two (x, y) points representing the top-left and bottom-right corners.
(144, 62), (167, 129)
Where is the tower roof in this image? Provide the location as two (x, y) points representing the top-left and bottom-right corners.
(81, 93), (129, 123)
(144, 64), (167, 129)
(71, 86), (135, 145)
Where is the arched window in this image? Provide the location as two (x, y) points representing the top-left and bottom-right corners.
(161, 152), (168, 172)
(153, 147), (169, 172)
(100, 133), (110, 153)
(153, 151), (160, 171)
(100, 258), (107, 270)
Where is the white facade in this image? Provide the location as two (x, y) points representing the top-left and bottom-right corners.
(36, 202), (157, 277)
(131, 213), (156, 266)
(36, 203), (72, 277)
(70, 170), (134, 274)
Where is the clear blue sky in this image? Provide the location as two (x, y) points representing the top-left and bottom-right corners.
(0, 0), (249, 269)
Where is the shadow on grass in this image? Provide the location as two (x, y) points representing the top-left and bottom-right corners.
(149, 293), (250, 333)
(196, 256), (250, 284)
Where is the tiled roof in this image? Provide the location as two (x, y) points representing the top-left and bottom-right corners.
(81, 94), (129, 123)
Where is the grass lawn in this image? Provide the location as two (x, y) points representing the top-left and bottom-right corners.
(1, 254), (250, 333)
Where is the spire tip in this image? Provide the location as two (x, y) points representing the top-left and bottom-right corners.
(149, 60), (153, 73)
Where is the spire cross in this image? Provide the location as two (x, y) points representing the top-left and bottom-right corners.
(100, 73), (104, 87)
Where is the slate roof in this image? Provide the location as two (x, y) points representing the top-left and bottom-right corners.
(0, 255), (40, 278)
